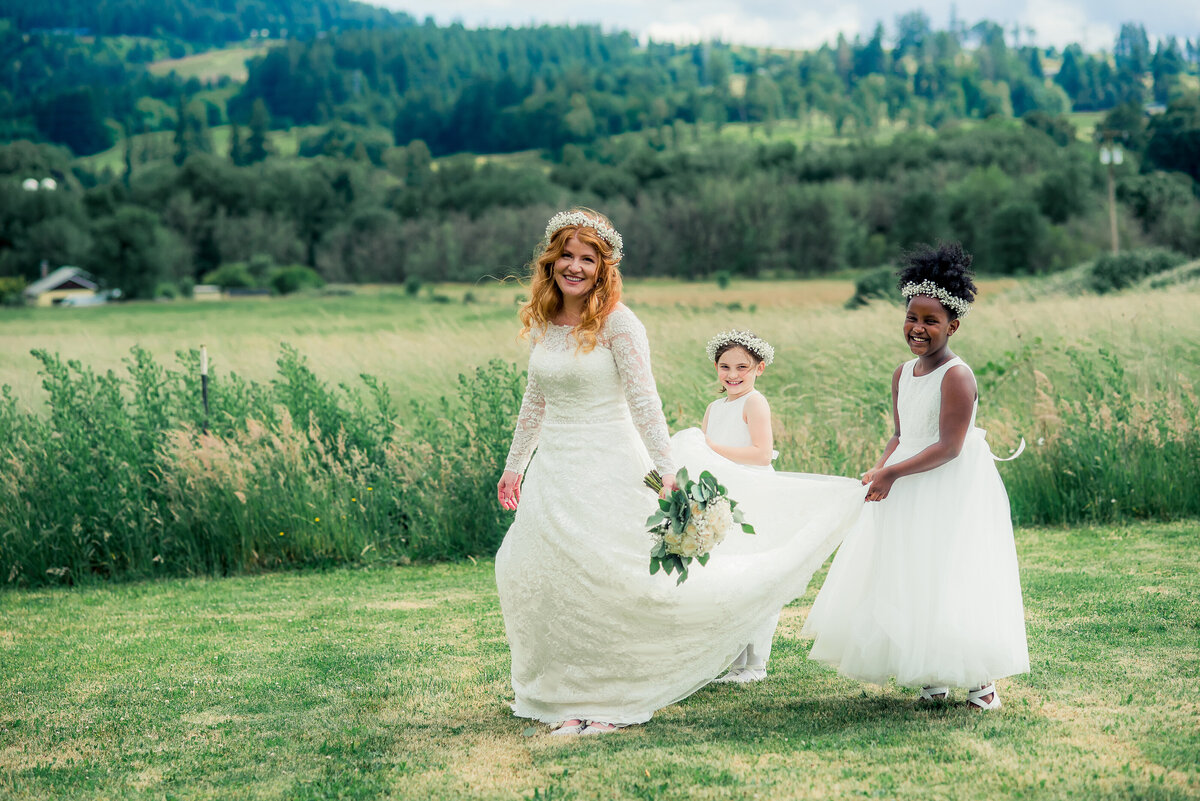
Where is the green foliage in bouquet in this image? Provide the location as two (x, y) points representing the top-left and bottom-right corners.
(643, 468), (754, 585)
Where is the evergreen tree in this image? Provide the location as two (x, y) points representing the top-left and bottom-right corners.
(245, 99), (273, 164)
(173, 97), (213, 166)
(854, 24), (888, 77)
(1026, 47), (1044, 79)
(894, 11), (931, 61)
(1151, 38), (1185, 104)
(1055, 47), (1084, 103)
(173, 95), (189, 165)
(229, 122), (247, 166)
(1114, 23), (1151, 75)
(122, 119), (135, 187)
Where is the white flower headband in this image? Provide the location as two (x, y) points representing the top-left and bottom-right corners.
(544, 210), (624, 262)
(705, 330), (775, 366)
(900, 280), (972, 318)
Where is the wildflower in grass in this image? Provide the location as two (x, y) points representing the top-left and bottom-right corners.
(314, 517), (320, 522)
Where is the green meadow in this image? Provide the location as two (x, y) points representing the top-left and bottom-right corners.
(1, 520), (1197, 800)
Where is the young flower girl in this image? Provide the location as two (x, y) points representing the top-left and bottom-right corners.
(802, 243), (1029, 710)
(670, 330), (863, 684)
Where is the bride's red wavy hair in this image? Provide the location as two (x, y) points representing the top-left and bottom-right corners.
(519, 209), (623, 353)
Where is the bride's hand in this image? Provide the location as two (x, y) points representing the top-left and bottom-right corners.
(659, 473), (678, 497)
(497, 471), (522, 510)
(861, 468), (878, 486)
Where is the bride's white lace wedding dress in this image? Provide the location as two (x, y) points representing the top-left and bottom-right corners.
(495, 305), (865, 725)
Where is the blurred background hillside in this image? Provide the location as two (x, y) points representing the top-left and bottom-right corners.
(0, 0), (1198, 301)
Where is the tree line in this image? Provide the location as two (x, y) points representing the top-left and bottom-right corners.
(227, 16), (1200, 156)
(0, 0), (409, 44)
(2, 100), (1198, 301)
(4, 10), (1199, 158)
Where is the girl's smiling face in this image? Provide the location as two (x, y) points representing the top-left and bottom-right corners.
(552, 234), (599, 302)
(904, 295), (959, 357)
(716, 346), (764, 399)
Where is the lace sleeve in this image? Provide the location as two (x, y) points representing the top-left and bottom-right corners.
(606, 307), (677, 475)
(503, 344), (546, 475)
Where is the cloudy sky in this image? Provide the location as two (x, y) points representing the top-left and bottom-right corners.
(369, 1), (1199, 51)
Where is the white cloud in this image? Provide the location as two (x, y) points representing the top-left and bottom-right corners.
(642, 6), (864, 49)
(1019, 0), (1116, 50)
(371, 0), (1199, 50)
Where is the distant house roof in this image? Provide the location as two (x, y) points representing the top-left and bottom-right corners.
(23, 266), (98, 297)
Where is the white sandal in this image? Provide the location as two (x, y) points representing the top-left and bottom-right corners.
(918, 685), (950, 702)
(966, 683), (1001, 710)
(713, 667), (767, 684)
(579, 720), (627, 735)
(549, 719), (587, 736)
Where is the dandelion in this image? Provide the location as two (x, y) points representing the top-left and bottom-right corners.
(279, 532), (285, 536)
(367, 487), (374, 491)
(351, 497), (357, 502)
(314, 517), (320, 522)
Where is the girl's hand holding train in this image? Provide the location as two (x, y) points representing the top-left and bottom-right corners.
(864, 467), (896, 502)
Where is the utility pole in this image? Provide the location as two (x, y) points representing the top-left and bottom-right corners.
(1099, 132), (1123, 254)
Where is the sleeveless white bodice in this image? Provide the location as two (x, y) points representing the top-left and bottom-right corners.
(706, 392), (756, 448)
(896, 357), (976, 451)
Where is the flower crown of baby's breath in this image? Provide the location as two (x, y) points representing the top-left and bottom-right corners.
(705, 330), (775, 366)
(900, 280), (972, 318)
(544, 210), (624, 262)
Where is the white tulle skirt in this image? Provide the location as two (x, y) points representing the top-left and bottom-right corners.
(494, 424), (866, 725)
(802, 428), (1030, 689)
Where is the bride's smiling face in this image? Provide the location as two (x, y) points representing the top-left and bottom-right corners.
(553, 234), (600, 302)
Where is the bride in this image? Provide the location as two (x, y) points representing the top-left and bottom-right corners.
(495, 208), (865, 735)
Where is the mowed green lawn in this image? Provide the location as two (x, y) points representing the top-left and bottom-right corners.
(1, 521), (1197, 800)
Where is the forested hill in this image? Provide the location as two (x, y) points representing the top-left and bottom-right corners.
(0, 0), (411, 44)
(232, 19), (1198, 155)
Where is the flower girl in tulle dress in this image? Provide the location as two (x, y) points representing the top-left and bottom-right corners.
(670, 330), (864, 684)
(802, 243), (1029, 710)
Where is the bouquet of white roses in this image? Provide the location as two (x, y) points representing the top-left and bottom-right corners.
(643, 467), (754, 585)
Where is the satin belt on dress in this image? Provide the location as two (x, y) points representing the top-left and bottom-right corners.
(899, 428), (1026, 462)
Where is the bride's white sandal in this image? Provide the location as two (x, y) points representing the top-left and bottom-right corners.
(714, 667), (767, 684)
(918, 685), (950, 702)
(549, 719), (588, 736)
(966, 683), (1001, 711)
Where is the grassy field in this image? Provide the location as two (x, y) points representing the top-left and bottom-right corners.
(79, 124), (326, 175)
(0, 520), (1196, 800)
(147, 42), (282, 83)
(0, 275), (1193, 422)
(2, 275), (1197, 585)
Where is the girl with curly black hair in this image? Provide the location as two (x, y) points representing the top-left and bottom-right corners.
(803, 242), (1029, 711)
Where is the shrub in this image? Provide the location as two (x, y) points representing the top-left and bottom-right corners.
(269, 265), (325, 295)
(154, 282), (180, 300)
(0, 276), (27, 305)
(845, 266), (897, 309)
(1089, 248), (1187, 294)
(202, 262), (256, 290)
